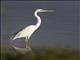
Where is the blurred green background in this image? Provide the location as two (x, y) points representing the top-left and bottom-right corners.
(1, 46), (80, 60)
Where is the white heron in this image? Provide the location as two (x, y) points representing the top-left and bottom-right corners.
(12, 9), (53, 51)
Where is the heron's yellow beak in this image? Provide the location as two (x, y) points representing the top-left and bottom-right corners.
(42, 10), (54, 12)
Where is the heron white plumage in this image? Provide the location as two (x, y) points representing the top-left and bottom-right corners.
(12, 9), (53, 49)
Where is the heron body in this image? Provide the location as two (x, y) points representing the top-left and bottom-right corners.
(12, 9), (53, 51)
(13, 25), (37, 40)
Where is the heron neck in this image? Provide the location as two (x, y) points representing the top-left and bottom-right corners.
(34, 11), (41, 29)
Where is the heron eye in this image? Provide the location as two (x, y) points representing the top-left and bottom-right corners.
(39, 10), (41, 11)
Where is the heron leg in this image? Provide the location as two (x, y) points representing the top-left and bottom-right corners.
(25, 36), (32, 51)
(25, 36), (30, 48)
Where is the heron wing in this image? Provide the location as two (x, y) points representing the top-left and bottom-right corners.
(13, 25), (35, 40)
(18, 25), (36, 38)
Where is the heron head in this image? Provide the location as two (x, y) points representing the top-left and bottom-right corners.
(37, 9), (54, 13)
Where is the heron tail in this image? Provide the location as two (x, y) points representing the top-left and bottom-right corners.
(12, 36), (17, 40)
